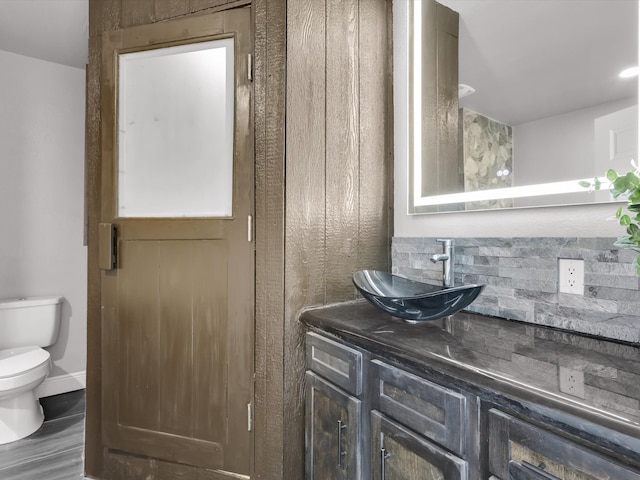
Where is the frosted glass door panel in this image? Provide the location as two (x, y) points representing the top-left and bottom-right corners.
(118, 39), (234, 218)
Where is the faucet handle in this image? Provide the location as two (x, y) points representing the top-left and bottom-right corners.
(436, 238), (454, 246)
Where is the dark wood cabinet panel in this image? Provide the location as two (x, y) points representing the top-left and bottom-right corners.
(305, 371), (362, 480)
(306, 331), (363, 396)
(488, 409), (640, 480)
(371, 359), (468, 456)
(371, 411), (468, 480)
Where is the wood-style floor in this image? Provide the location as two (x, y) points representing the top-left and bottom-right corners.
(0, 390), (86, 480)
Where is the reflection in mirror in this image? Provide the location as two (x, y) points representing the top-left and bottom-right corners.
(404, 0), (638, 213)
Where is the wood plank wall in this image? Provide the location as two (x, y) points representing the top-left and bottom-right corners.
(253, 0), (287, 478)
(283, 0), (392, 477)
(86, 0), (391, 478)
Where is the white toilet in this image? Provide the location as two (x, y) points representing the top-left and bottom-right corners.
(0, 296), (63, 444)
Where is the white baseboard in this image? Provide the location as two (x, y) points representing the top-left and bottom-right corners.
(36, 371), (86, 398)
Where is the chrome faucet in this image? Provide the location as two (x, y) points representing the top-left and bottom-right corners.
(430, 239), (454, 288)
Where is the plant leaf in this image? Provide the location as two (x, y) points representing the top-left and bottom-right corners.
(625, 171), (640, 186)
(605, 166), (640, 276)
(616, 206), (623, 218)
(628, 203), (640, 212)
(606, 169), (619, 182)
(594, 177), (602, 190)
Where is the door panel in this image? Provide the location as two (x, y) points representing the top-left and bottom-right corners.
(117, 240), (228, 440)
(100, 7), (253, 477)
(110, 239), (228, 468)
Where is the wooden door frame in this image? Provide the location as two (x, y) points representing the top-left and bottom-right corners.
(252, 0), (288, 477)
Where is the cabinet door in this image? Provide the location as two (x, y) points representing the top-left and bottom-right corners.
(306, 371), (361, 480)
(371, 411), (468, 480)
(488, 409), (640, 480)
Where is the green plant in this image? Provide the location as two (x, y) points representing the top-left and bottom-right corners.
(580, 162), (640, 275)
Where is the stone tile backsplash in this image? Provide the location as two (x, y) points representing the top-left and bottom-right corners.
(392, 237), (640, 344)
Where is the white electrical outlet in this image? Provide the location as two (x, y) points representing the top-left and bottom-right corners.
(558, 258), (584, 295)
(559, 366), (585, 398)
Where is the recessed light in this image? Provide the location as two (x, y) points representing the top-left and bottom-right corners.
(619, 66), (639, 78)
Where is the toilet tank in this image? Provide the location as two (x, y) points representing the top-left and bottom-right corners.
(0, 296), (63, 350)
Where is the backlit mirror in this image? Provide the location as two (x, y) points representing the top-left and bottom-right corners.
(402, 0), (638, 214)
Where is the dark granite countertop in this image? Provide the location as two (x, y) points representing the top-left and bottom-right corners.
(300, 300), (640, 461)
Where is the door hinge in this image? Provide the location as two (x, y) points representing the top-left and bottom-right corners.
(247, 403), (253, 432)
(247, 215), (252, 242)
(247, 53), (253, 82)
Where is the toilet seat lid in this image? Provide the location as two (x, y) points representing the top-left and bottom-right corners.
(0, 346), (50, 378)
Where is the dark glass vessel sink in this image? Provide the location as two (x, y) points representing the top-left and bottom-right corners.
(352, 270), (485, 323)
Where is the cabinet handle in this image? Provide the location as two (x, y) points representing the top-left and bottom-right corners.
(521, 461), (558, 480)
(381, 447), (391, 480)
(337, 420), (347, 467)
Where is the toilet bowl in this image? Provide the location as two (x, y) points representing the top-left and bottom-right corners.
(0, 346), (51, 444)
(0, 296), (62, 445)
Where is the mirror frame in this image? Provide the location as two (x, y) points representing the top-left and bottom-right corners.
(405, 0), (634, 215)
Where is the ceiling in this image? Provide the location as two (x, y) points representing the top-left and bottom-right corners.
(439, 0), (639, 125)
(0, 0), (88, 69)
(0, 0), (636, 125)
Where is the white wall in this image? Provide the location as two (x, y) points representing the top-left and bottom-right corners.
(510, 97), (636, 208)
(514, 97), (636, 187)
(0, 50), (86, 393)
(393, 0), (634, 238)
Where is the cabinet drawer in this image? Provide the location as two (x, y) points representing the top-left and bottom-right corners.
(371, 359), (468, 457)
(306, 332), (363, 396)
(488, 409), (640, 480)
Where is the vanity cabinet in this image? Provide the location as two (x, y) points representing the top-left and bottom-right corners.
(304, 327), (640, 480)
(306, 331), (471, 479)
